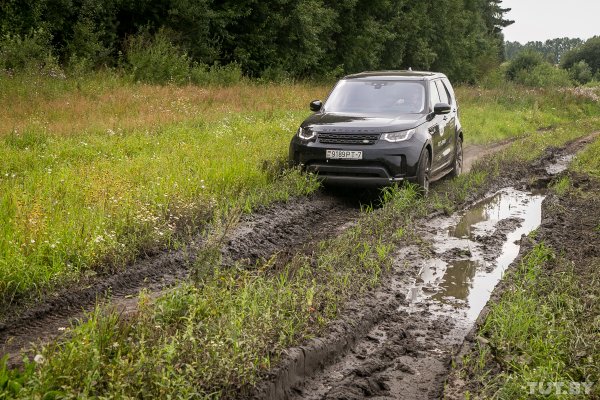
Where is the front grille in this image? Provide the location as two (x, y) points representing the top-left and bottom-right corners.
(317, 132), (380, 145)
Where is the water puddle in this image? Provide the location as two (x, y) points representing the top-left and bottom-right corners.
(546, 154), (575, 175)
(409, 188), (545, 321)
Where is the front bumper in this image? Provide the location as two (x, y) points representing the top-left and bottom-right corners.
(289, 136), (424, 187)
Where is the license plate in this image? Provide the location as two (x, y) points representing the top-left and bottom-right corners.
(326, 150), (363, 160)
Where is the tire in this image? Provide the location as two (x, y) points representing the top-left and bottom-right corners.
(416, 147), (431, 195)
(449, 135), (463, 178)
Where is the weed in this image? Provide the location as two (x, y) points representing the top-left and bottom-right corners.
(550, 176), (571, 195)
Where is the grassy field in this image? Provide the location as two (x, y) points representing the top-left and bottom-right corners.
(1, 73), (600, 398)
(0, 75), (328, 310)
(2, 74), (600, 311)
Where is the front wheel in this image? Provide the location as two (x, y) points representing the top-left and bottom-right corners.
(416, 147), (431, 195)
(449, 135), (463, 178)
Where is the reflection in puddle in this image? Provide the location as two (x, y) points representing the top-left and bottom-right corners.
(410, 188), (545, 321)
(546, 155), (575, 175)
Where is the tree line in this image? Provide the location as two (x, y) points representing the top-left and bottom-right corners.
(503, 36), (600, 85)
(505, 38), (584, 64)
(0, 0), (513, 83)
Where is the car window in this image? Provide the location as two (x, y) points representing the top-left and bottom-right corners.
(441, 79), (455, 105)
(429, 81), (441, 109)
(325, 80), (427, 115)
(435, 80), (449, 104)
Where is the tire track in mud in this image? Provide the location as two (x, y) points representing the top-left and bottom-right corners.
(252, 133), (599, 400)
(0, 190), (368, 367)
(0, 137), (519, 367)
(2, 133), (594, 373)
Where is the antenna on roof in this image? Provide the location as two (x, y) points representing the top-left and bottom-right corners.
(408, 67), (412, 71)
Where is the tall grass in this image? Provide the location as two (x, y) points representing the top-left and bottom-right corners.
(573, 136), (600, 177)
(0, 76), (326, 309)
(456, 84), (600, 144)
(467, 243), (599, 399)
(1, 74), (600, 311)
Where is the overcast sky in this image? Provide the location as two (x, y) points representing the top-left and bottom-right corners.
(500, 0), (600, 43)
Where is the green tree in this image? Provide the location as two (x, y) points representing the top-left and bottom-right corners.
(561, 36), (600, 75)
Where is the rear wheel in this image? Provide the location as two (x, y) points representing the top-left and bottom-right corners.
(416, 147), (431, 195)
(449, 135), (463, 178)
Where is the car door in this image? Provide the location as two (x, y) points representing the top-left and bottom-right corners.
(428, 80), (450, 174)
(435, 79), (456, 167)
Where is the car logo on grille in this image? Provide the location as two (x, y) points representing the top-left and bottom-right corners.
(363, 139), (370, 143)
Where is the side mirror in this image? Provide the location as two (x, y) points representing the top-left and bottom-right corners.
(310, 100), (323, 112)
(434, 102), (451, 115)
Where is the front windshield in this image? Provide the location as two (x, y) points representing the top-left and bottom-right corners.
(324, 80), (427, 115)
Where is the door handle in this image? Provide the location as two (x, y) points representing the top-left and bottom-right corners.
(443, 116), (448, 121)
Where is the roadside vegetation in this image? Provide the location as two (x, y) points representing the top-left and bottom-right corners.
(456, 243), (599, 399)
(446, 138), (600, 399)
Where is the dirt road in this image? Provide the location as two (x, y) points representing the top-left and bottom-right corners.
(253, 133), (598, 400)
(0, 134), (593, 397)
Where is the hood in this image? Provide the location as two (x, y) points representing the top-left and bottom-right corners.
(302, 112), (426, 133)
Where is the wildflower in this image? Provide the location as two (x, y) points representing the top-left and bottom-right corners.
(33, 354), (45, 364)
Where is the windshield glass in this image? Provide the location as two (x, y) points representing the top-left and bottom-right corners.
(325, 80), (427, 115)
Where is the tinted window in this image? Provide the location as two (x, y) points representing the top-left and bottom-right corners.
(429, 81), (441, 109)
(441, 79), (454, 105)
(325, 80), (427, 115)
(435, 80), (449, 104)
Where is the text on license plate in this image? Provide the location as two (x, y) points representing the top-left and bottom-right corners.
(326, 150), (363, 160)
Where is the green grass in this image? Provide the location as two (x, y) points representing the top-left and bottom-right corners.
(1, 74), (600, 309)
(0, 75), (328, 311)
(457, 84), (600, 145)
(0, 112), (321, 310)
(573, 136), (600, 178)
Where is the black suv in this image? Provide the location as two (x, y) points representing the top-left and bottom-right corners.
(289, 71), (463, 192)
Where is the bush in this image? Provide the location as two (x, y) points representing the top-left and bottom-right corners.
(66, 19), (112, 72)
(126, 29), (191, 84)
(506, 51), (545, 81)
(514, 62), (572, 88)
(190, 63), (243, 86)
(478, 65), (509, 88)
(561, 36), (600, 75)
(0, 29), (61, 75)
(569, 60), (594, 85)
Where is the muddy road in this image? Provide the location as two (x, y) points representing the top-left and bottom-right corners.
(0, 138), (500, 367)
(0, 133), (594, 395)
(253, 133), (598, 400)
(0, 189), (373, 367)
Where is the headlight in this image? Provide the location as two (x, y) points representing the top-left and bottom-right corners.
(297, 127), (316, 140)
(381, 129), (415, 143)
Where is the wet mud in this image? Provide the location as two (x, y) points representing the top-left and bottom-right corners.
(261, 188), (543, 400)
(1, 132), (596, 392)
(444, 171), (600, 398)
(252, 133), (599, 400)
